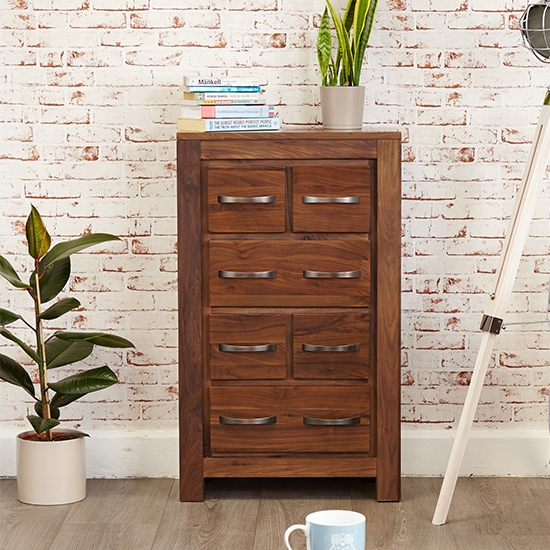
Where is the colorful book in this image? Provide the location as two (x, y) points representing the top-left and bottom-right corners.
(183, 91), (265, 103)
(177, 117), (280, 133)
(184, 76), (258, 87)
(182, 85), (262, 93)
(180, 104), (275, 120)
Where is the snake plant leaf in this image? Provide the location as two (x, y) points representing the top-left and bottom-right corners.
(343, 0), (357, 32)
(27, 415), (60, 435)
(46, 336), (94, 369)
(353, 0), (377, 86)
(39, 298), (81, 320)
(30, 257), (71, 304)
(53, 331), (135, 349)
(26, 205), (51, 260)
(0, 328), (40, 364)
(34, 400), (60, 420)
(326, 0), (354, 85)
(40, 233), (121, 273)
(0, 308), (22, 326)
(48, 365), (118, 395)
(317, 7), (332, 86)
(0, 353), (35, 398)
(0, 255), (31, 289)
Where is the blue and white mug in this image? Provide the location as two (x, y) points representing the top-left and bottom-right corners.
(284, 509), (366, 550)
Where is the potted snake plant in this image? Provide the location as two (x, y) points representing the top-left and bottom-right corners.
(0, 206), (134, 505)
(316, 0), (378, 130)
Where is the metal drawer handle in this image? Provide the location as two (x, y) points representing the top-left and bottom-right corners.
(219, 415), (277, 425)
(218, 195), (276, 204)
(219, 343), (277, 353)
(303, 416), (361, 426)
(219, 270), (277, 279)
(302, 343), (360, 352)
(303, 270), (361, 279)
(302, 195), (360, 204)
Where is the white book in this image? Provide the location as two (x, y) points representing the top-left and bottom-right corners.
(184, 75), (259, 87)
(177, 117), (280, 132)
(180, 104), (275, 119)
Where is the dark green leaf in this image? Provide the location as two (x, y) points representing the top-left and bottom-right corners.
(46, 336), (94, 369)
(39, 298), (81, 320)
(40, 233), (121, 272)
(0, 255), (31, 289)
(53, 331), (134, 349)
(26, 205), (51, 260)
(27, 415), (60, 435)
(51, 392), (84, 409)
(48, 366), (118, 395)
(30, 257), (71, 303)
(0, 353), (35, 397)
(34, 400), (60, 420)
(0, 308), (22, 326)
(0, 329), (40, 364)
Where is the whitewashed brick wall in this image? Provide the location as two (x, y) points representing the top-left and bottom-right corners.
(2, 0), (550, 444)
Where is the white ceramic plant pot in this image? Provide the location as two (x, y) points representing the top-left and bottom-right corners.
(16, 430), (86, 505)
(320, 85), (366, 131)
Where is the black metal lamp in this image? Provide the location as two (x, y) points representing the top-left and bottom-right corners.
(520, 0), (550, 61)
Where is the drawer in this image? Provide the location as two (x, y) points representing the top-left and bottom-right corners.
(293, 313), (370, 380)
(293, 166), (370, 233)
(210, 386), (370, 454)
(206, 167), (286, 233)
(209, 239), (370, 307)
(209, 313), (287, 380)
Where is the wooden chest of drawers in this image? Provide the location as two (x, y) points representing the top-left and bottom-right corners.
(177, 130), (401, 502)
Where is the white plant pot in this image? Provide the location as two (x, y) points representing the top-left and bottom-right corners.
(320, 85), (366, 131)
(17, 430), (86, 505)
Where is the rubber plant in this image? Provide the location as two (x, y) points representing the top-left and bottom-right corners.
(0, 206), (134, 441)
(317, 0), (378, 86)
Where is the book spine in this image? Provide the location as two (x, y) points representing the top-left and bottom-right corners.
(197, 98), (266, 105)
(183, 85), (262, 93)
(204, 118), (280, 132)
(184, 76), (258, 87)
(180, 105), (202, 119)
(201, 105), (275, 119)
(183, 91), (264, 101)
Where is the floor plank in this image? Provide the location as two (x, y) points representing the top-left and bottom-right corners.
(63, 478), (173, 526)
(0, 479), (72, 550)
(255, 478), (353, 550)
(2, 477), (550, 550)
(152, 478), (261, 550)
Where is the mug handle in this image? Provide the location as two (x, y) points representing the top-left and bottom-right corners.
(284, 524), (308, 550)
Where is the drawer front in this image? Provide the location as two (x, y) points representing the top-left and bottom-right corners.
(209, 240), (370, 307)
(293, 313), (370, 380)
(293, 166), (370, 233)
(209, 313), (287, 380)
(207, 167), (286, 233)
(210, 386), (370, 454)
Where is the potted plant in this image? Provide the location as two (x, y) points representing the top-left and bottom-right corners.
(0, 206), (134, 505)
(316, 0), (378, 130)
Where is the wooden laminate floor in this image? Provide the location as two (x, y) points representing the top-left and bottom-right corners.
(2, 477), (550, 549)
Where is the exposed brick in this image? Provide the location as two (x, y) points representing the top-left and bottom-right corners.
(1, 0), (550, 437)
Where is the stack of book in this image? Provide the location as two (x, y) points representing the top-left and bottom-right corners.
(177, 76), (280, 133)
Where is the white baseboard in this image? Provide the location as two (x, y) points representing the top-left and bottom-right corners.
(403, 428), (550, 477)
(1, 428), (549, 478)
(0, 429), (179, 478)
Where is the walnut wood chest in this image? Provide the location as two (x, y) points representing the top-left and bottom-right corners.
(177, 130), (401, 501)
